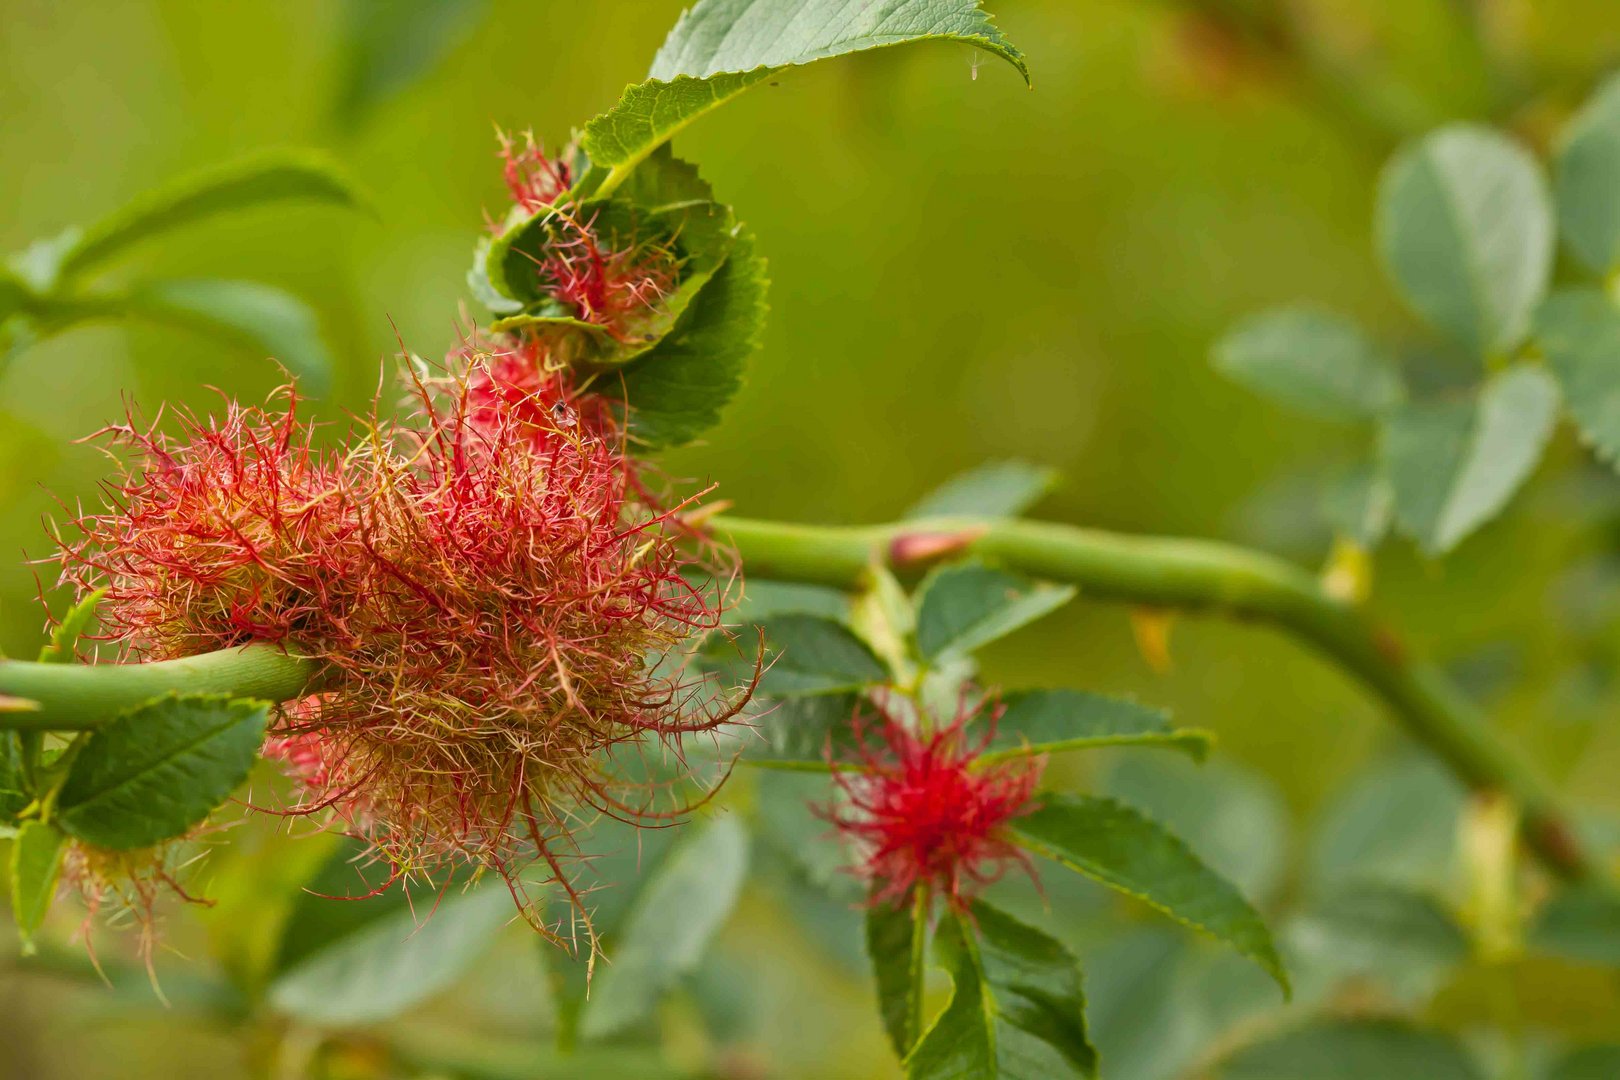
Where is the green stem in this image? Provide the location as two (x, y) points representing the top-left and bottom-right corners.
(0, 644), (318, 730)
(711, 514), (1592, 882)
(908, 883), (931, 1052)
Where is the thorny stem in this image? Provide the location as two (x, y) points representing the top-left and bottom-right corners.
(710, 514), (1596, 883)
(0, 644), (318, 730)
(0, 515), (1594, 883)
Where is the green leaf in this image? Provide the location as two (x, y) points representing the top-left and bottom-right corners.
(10, 820), (66, 952)
(906, 903), (1097, 1079)
(867, 884), (927, 1060)
(1549, 1044), (1620, 1080)
(730, 579), (850, 627)
(0, 731), (27, 821)
(540, 812), (689, 1013)
(466, 235), (522, 315)
(614, 144), (718, 207)
(1381, 363), (1559, 555)
(122, 279), (335, 394)
(1103, 756), (1290, 904)
(724, 615), (886, 697)
(268, 846), (513, 1025)
(754, 770), (847, 886)
(1529, 883), (1620, 965)
(1216, 1020), (1483, 1080)
(905, 460), (1061, 520)
(581, 0), (1027, 175)
(38, 589), (105, 665)
(1287, 883), (1468, 1002)
(1293, 883), (1467, 967)
(331, 0), (488, 132)
(914, 562), (1075, 661)
(1009, 793), (1287, 992)
(584, 71), (773, 175)
(740, 692), (860, 770)
(580, 816), (750, 1039)
(981, 689), (1209, 762)
(0, 268), (27, 324)
(55, 694), (269, 850)
(1212, 309), (1404, 420)
(1535, 288), (1620, 468)
(1376, 125), (1553, 358)
(757, 840), (868, 973)
(484, 198), (737, 372)
(1306, 755), (1464, 893)
(1556, 73), (1620, 274)
(55, 150), (368, 284)
(608, 227), (768, 448)
(0, 281), (332, 392)
(1320, 460), (1394, 546)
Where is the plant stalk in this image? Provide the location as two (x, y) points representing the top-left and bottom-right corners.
(0, 644), (317, 730)
(0, 515), (1589, 881)
(710, 514), (1593, 882)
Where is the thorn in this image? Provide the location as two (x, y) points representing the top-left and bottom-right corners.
(889, 528), (987, 568)
(0, 695), (41, 713)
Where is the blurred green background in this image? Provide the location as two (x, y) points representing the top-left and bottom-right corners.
(6, 1), (1620, 1077)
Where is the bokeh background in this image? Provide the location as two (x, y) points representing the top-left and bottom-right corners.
(5, 1), (1620, 1077)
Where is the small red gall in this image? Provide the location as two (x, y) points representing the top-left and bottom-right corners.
(822, 695), (1044, 911)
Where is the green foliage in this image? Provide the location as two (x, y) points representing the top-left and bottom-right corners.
(9, 819), (65, 951)
(1549, 1045), (1620, 1080)
(487, 198), (734, 333)
(1556, 73), (1620, 274)
(1009, 793), (1287, 992)
(1320, 462), (1394, 547)
(1381, 363), (1559, 555)
(913, 562), (1075, 661)
(582, 70), (777, 175)
(0, 729), (26, 819)
(267, 844), (513, 1025)
(1305, 756), (1464, 893)
(2, 150), (361, 387)
(726, 614), (887, 696)
(1101, 756), (1290, 904)
(607, 227), (768, 448)
(1218, 76), (1620, 561)
(495, 1), (1028, 450)
(1376, 125), (1552, 359)
(729, 579), (850, 626)
(1529, 884), (1620, 965)
(121, 279), (335, 393)
(330, 0), (488, 132)
(37, 589), (104, 665)
(1215, 1020), (1483, 1080)
(1286, 883), (1469, 1002)
(582, 0), (1028, 173)
(51, 150), (367, 283)
(579, 817), (750, 1039)
(1534, 289), (1620, 467)
(982, 689), (1212, 762)
(905, 460), (1061, 520)
(1294, 882), (1468, 968)
(867, 885), (927, 1060)
(54, 694), (268, 850)
(738, 692), (860, 769)
(1212, 309), (1403, 420)
(907, 903), (1096, 1079)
